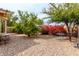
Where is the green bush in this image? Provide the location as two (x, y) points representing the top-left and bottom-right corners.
(10, 23), (23, 34)
(17, 10), (43, 37)
(8, 10), (43, 37)
(14, 23), (23, 34)
(22, 22), (39, 37)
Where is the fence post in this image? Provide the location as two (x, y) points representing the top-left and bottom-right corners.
(4, 20), (7, 34)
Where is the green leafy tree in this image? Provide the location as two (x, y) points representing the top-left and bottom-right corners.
(43, 3), (79, 41)
(7, 12), (18, 27)
(17, 10), (43, 37)
(7, 12), (18, 33)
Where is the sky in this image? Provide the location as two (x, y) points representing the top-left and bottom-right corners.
(0, 3), (49, 24)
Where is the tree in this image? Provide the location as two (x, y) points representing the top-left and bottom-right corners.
(7, 12), (18, 27)
(43, 3), (79, 41)
(6, 12), (19, 33)
(17, 10), (43, 37)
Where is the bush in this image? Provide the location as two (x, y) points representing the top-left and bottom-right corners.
(14, 23), (23, 34)
(23, 22), (39, 37)
(8, 10), (43, 37)
(40, 25), (66, 35)
(17, 10), (43, 37)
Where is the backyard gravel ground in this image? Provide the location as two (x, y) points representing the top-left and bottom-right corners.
(0, 33), (79, 56)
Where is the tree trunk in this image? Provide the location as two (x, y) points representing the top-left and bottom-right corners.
(77, 25), (79, 45)
(0, 20), (2, 33)
(28, 34), (31, 37)
(65, 23), (71, 41)
(65, 23), (72, 41)
(68, 26), (72, 41)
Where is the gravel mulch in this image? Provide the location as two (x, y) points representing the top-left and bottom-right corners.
(0, 34), (79, 56)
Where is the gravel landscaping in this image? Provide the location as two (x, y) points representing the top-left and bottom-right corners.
(0, 34), (79, 56)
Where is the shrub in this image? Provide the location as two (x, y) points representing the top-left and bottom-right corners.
(17, 10), (43, 37)
(23, 22), (39, 37)
(8, 10), (43, 37)
(14, 23), (23, 34)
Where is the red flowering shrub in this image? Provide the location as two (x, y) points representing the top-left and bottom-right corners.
(40, 25), (66, 35)
(40, 25), (49, 34)
(51, 25), (66, 34)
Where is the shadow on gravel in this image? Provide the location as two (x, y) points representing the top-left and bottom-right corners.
(0, 35), (39, 56)
(37, 35), (55, 40)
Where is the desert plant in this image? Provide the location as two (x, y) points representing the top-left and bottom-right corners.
(17, 10), (43, 37)
(6, 10), (43, 37)
(43, 3), (79, 41)
(11, 23), (23, 34)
